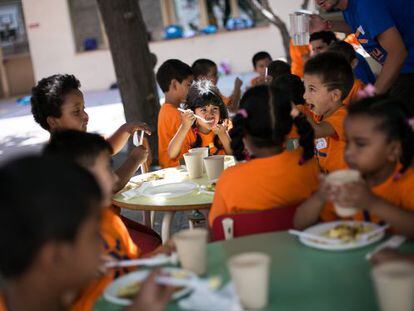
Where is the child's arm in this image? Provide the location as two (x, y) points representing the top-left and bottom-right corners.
(306, 116), (336, 139)
(336, 180), (414, 239)
(228, 77), (243, 113)
(294, 178), (330, 230)
(167, 111), (196, 159)
(114, 145), (149, 192)
(107, 122), (151, 155)
(213, 122), (232, 155)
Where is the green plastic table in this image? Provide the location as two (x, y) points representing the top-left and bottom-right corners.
(94, 231), (414, 311)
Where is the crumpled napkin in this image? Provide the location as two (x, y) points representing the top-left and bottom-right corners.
(120, 188), (141, 200)
(178, 282), (243, 311)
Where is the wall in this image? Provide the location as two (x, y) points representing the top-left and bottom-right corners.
(21, 0), (308, 91)
(4, 53), (35, 95)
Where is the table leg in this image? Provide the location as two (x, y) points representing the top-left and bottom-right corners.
(161, 211), (175, 243)
(142, 211), (152, 228)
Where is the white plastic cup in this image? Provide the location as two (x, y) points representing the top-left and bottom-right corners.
(228, 252), (271, 309)
(174, 228), (208, 275)
(203, 155), (225, 182)
(325, 169), (361, 217)
(183, 152), (203, 179)
(372, 261), (414, 311)
(221, 217), (234, 240)
(189, 147), (209, 173)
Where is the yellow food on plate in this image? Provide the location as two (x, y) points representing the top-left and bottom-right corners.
(143, 173), (164, 182)
(322, 224), (372, 243)
(205, 182), (216, 192)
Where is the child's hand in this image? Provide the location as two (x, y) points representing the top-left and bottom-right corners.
(122, 122), (152, 135)
(315, 175), (331, 202)
(141, 239), (176, 259)
(127, 269), (174, 311)
(222, 119), (233, 131)
(331, 179), (376, 210)
(180, 110), (196, 129)
(212, 123), (228, 138)
(234, 77), (243, 89)
(129, 145), (149, 164)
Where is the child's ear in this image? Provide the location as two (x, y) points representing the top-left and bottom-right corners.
(387, 140), (402, 162)
(170, 79), (178, 91)
(47, 116), (58, 130)
(330, 89), (342, 103)
(37, 242), (67, 273)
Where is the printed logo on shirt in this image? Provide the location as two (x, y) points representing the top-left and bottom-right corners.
(355, 25), (387, 64)
(315, 138), (328, 150)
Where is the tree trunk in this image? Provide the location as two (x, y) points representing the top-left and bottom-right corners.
(301, 0), (311, 10)
(97, 0), (159, 162)
(248, 0), (291, 64)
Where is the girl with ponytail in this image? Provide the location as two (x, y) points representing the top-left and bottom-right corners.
(168, 79), (232, 161)
(295, 95), (414, 239)
(208, 85), (319, 226)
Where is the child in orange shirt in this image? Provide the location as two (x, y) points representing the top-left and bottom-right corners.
(250, 51), (272, 87)
(294, 96), (414, 239)
(328, 41), (365, 106)
(168, 80), (232, 160)
(208, 84), (319, 226)
(303, 52), (355, 173)
(0, 156), (172, 311)
(30, 74), (151, 192)
(192, 58), (242, 113)
(156, 60), (193, 168)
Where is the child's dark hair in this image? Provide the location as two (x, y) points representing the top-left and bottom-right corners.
(0, 155), (102, 279)
(192, 59), (217, 80)
(328, 41), (356, 64)
(43, 130), (113, 168)
(270, 77), (315, 163)
(31, 74), (81, 131)
(185, 80), (228, 154)
(268, 60), (291, 80)
(309, 31), (338, 45)
(252, 51), (272, 68)
(273, 74), (305, 105)
(347, 96), (414, 174)
(156, 59), (193, 92)
(304, 52), (354, 100)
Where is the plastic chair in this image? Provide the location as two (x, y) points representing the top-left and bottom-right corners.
(211, 206), (298, 242)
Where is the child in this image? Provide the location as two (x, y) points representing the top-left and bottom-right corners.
(192, 58), (242, 112)
(43, 130), (161, 310)
(267, 60), (291, 82)
(328, 40), (365, 106)
(303, 52), (354, 173)
(30, 74), (150, 192)
(156, 59), (193, 168)
(208, 85), (319, 226)
(168, 80), (232, 160)
(309, 31), (338, 56)
(250, 51), (272, 87)
(294, 96), (414, 239)
(0, 156), (172, 311)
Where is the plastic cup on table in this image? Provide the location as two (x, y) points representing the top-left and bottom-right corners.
(189, 147), (209, 173)
(325, 169), (361, 217)
(372, 261), (414, 311)
(228, 252), (271, 309)
(183, 152), (203, 179)
(173, 228), (208, 275)
(203, 155), (225, 182)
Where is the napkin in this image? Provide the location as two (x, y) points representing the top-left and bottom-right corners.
(120, 188), (141, 200)
(178, 282), (243, 311)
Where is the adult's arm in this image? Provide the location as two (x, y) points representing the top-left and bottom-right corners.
(374, 27), (408, 94)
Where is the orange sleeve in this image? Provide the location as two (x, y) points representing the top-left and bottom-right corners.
(158, 104), (182, 168)
(0, 294), (7, 311)
(343, 80), (364, 106)
(324, 109), (346, 141)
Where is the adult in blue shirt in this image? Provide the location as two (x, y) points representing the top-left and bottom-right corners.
(311, 0), (414, 115)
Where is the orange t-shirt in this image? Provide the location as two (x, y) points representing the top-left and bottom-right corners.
(158, 103), (182, 168)
(209, 149), (319, 226)
(0, 294), (6, 311)
(290, 40), (311, 78)
(71, 208), (139, 311)
(344, 79), (364, 106)
(182, 129), (226, 157)
(314, 107), (347, 174)
(321, 166), (414, 223)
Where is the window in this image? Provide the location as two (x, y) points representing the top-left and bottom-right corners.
(0, 1), (29, 57)
(68, 0), (106, 52)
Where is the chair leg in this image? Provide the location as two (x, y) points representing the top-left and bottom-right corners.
(187, 210), (206, 229)
(150, 211), (155, 228)
(143, 211), (152, 228)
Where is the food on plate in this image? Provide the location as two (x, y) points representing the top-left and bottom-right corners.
(321, 223), (373, 243)
(143, 173), (164, 182)
(205, 182), (216, 192)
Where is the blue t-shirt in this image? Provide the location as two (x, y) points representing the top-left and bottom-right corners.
(343, 0), (414, 74)
(354, 52), (376, 85)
